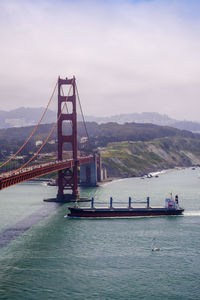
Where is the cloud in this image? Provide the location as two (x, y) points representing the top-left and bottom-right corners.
(0, 0), (200, 120)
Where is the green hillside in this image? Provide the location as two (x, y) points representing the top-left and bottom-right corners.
(101, 137), (200, 178)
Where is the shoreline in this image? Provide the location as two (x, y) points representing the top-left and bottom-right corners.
(99, 165), (197, 185)
(29, 166), (198, 187)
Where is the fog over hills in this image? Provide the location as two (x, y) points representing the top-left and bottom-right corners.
(1, 107), (200, 133)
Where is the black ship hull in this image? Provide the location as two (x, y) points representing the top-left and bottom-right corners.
(68, 207), (184, 218)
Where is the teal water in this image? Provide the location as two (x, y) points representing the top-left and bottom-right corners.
(0, 168), (200, 299)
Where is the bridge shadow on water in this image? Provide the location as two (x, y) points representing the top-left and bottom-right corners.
(0, 202), (62, 249)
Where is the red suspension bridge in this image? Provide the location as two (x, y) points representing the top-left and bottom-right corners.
(0, 77), (101, 202)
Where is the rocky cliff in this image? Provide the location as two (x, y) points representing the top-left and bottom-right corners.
(101, 137), (200, 178)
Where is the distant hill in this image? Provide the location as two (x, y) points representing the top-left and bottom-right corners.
(1, 108), (200, 133)
(1, 120), (200, 176)
(0, 120), (200, 148)
(171, 120), (200, 132)
(85, 112), (175, 126)
(0, 107), (56, 128)
(85, 112), (200, 132)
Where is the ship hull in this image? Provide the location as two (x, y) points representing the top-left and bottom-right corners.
(68, 207), (184, 218)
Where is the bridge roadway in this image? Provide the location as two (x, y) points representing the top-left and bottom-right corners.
(0, 156), (94, 190)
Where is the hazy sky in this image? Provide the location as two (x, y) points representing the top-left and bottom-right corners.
(1, 0), (200, 121)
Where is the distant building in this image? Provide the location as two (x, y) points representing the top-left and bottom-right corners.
(48, 140), (56, 145)
(13, 156), (24, 160)
(36, 140), (43, 147)
(80, 137), (88, 144)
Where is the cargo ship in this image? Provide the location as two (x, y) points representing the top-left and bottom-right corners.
(67, 195), (184, 218)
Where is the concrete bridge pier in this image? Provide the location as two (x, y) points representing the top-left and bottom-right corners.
(80, 154), (101, 187)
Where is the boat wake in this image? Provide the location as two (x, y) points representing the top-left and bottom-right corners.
(183, 211), (200, 217)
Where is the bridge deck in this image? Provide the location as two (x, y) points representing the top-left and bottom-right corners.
(0, 156), (94, 190)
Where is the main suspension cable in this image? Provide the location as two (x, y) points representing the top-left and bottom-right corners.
(9, 82), (73, 175)
(0, 79), (58, 170)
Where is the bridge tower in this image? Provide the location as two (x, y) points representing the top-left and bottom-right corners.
(57, 77), (79, 201)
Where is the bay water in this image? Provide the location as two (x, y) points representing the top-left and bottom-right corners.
(0, 167), (200, 299)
